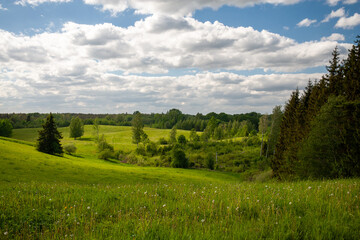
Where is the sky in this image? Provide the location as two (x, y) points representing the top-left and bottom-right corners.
(0, 0), (359, 115)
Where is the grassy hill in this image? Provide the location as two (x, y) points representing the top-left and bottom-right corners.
(1, 127), (360, 239)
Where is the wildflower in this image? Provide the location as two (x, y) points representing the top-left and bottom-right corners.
(163, 204), (166, 208)
(201, 219), (205, 223)
(4, 232), (8, 236)
(289, 202), (292, 205)
(87, 206), (90, 210)
(49, 198), (52, 201)
(144, 191), (147, 195)
(212, 200), (215, 204)
(308, 186), (312, 189)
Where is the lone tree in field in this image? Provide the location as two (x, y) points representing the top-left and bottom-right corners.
(37, 113), (63, 155)
(132, 112), (145, 146)
(69, 117), (84, 140)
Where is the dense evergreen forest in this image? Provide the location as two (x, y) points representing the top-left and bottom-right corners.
(271, 37), (360, 179)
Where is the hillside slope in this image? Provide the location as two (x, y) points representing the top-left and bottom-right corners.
(0, 137), (242, 185)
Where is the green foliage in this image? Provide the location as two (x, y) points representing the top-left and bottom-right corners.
(69, 117), (84, 140)
(169, 126), (177, 144)
(132, 112), (145, 145)
(63, 144), (77, 155)
(297, 96), (360, 178)
(171, 148), (188, 168)
(177, 134), (186, 144)
(97, 134), (114, 153)
(0, 118), (13, 137)
(205, 152), (215, 170)
(272, 38), (360, 179)
(189, 128), (200, 142)
(36, 113), (63, 155)
(98, 149), (114, 160)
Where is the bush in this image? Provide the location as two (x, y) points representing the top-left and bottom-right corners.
(98, 149), (114, 160)
(205, 153), (215, 170)
(158, 137), (168, 145)
(0, 119), (13, 137)
(171, 149), (188, 168)
(63, 144), (77, 155)
(177, 135), (187, 144)
(97, 135), (114, 152)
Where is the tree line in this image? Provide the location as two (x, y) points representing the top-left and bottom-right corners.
(271, 37), (360, 179)
(0, 110), (261, 133)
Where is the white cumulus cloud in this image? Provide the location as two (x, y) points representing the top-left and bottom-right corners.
(15, 0), (72, 6)
(335, 13), (360, 29)
(297, 18), (317, 27)
(321, 33), (345, 41)
(17, 0), (302, 16)
(322, 8), (345, 23)
(326, 0), (358, 6)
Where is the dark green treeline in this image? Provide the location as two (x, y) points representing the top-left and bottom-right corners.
(272, 37), (360, 179)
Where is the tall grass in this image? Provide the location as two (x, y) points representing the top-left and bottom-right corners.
(1, 180), (359, 239)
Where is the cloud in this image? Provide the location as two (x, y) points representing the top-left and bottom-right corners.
(0, 16), (352, 113)
(321, 33), (345, 41)
(335, 13), (360, 29)
(0, 68), (324, 114)
(297, 18), (317, 27)
(322, 8), (345, 23)
(326, 0), (358, 6)
(0, 4), (8, 10)
(18, 0), (302, 16)
(15, 0), (72, 6)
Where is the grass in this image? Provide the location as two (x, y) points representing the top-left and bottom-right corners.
(1, 126), (360, 239)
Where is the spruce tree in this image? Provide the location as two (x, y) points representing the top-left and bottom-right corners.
(272, 89), (299, 178)
(36, 113), (63, 155)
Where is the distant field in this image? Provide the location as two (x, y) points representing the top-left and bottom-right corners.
(12, 125), (193, 155)
(1, 128), (360, 239)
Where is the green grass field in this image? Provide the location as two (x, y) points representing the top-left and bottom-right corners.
(1, 126), (360, 239)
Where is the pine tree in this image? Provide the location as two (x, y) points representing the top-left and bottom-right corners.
(36, 113), (63, 155)
(343, 36), (360, 100)
(272, 89), (300, 178)
(325, 46), (342, 96)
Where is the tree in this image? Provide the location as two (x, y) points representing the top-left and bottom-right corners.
(259, 114), (269, 157)
(36, 113), (63, 155)
(177, 134), (187, 145)
(171, 147), (188, 168)
(266, 106), (282, 158)
(297, 96), (360, 178)
(189, 128), (200, 142)
(0, 119), (13, 137)
(69, 117), (84, 140)
(132, 112), (145, 146)
(93, 118), (100, 140)
(169, 126), (177, 144)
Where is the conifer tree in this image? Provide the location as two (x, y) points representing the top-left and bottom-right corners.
(343, 36), (360, 100)
(272, 89), (299, 178)
(37, 113), (63, 155)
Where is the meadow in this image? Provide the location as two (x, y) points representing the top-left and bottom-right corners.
(0, 126), (359, 239)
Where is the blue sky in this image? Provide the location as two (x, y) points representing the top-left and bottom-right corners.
(0, 0), (359, 114)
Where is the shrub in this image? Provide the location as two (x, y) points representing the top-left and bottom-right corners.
(205, 152), (215, 170)
(98, 149), (114, 160)
(158, 137), (168, 145)
(171, 149), (188, 168)
(177, 135), (187, 144)
(97, 135), (114, 152)
(0, 119), (13, 137)
(63, 144), (77, 155)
